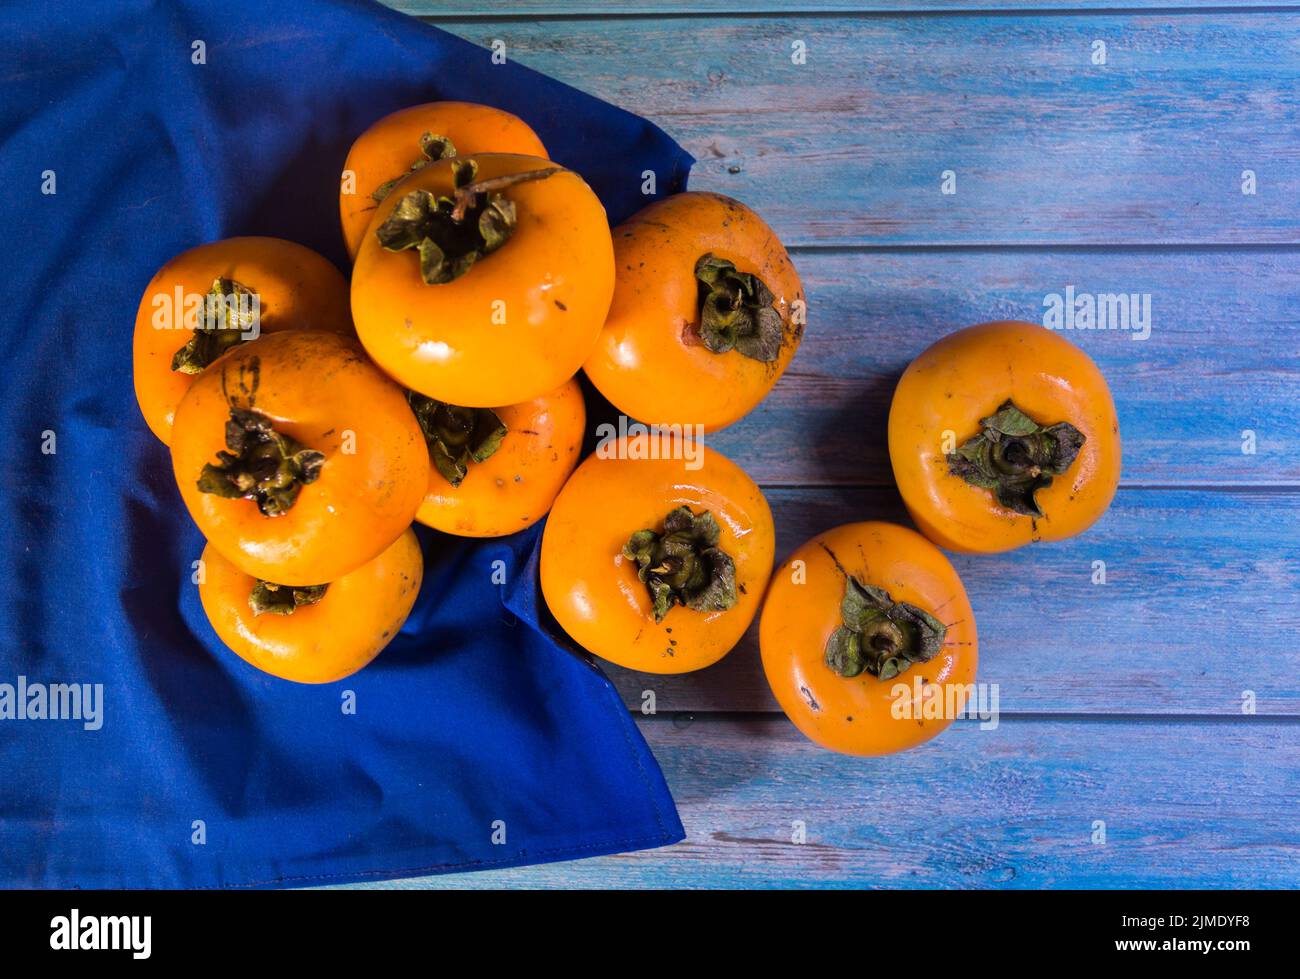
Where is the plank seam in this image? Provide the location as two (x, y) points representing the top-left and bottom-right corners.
(418, 7), (1300, 23)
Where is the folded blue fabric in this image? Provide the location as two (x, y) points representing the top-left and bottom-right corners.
(0, 0), (691, 888)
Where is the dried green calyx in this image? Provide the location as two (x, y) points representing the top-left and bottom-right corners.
(408, 391), (507, 487)
(249, 580), (328, 616)
(374, 159), (561, 285)
(694, 254), (783, 362)
(946, 399), (1086, 518)
(171, 278), (259, 374)
(370, 132), (458, 203)
(825, 577), (947, 681)
(196, 407), (325, 517)
(623, 507), (738, 624)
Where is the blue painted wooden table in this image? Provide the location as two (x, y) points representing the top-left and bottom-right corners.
(359, 0), (1300, 888)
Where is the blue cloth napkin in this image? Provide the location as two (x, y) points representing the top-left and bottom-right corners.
(0, 0), (691, 888)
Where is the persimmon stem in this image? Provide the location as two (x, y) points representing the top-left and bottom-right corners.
(370, 132), (458, 204)
(824, 576), (946, 680)
(249, 580), (328, 616)
(407, 391), (506, 487)
(196, 408), (324, 517)
(622, 507), (738, 623)
(171, 278), (258, 374)
(449, 167), (564, 222)
(375, 160), (564, 285)
(694, 254), (783, 362)
(945, 399), (1086, 518)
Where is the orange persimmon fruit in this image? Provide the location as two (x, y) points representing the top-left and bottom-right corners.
(760, 521), (978, 756)
(170, 330), (429, 586)
(583, 192), (805, 432)
(133, 237), (351, 445)
(351, 153), (615, 408)
(411, 377), (585, 537)
(340, 101), (547, 261)
(198, 528), (423, 684)
(889, 321), (1122, 554)
(540, 436), (774, 674)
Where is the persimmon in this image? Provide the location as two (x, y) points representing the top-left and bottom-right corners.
(170, 331), (428, 586)
(351, 153), (614, 408)
(133, 237), (351, 445)
(760, 522), (978, 756)
(583, 192), (804, 432)
(339, 101), (547, 261)
(540, 436), (773, 674)
(411, 378), (585, 537)
(889, 321), (1121, 554)
(198, 528), (423, 684)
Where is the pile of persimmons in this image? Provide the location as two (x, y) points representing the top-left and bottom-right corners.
(133, 101), (1121, 757)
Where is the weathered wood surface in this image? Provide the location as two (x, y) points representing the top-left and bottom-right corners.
(603, 487), (1300, 715)
(429, 13), (1300, 246)
(359, 2), (1300, 887)
(351, 715), (1300, 889)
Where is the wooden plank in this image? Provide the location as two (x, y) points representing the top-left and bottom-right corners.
(431, 14), (1300, 245)
(348, 714), (1300, 888)
(394, 2), (1300, 16)
(600, 487), (1300, 715)
(700, 248), (1300, 486)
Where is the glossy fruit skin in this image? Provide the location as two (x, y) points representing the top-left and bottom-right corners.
(133, 237), (352, 445)
(339, 102), (548, 261)
(760, 522), (978, 757)
(540, 437), (774, 674)
(352, 153), (614, 408)
(198, 528), (423, 684)
(171, 331), (429, 586)
(888, 321), (1122, 554)
(583, 192), (804, 432)
(417, 378), (585, 537)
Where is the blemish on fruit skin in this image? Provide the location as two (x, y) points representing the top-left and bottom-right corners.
(801, 686), (821, 712)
